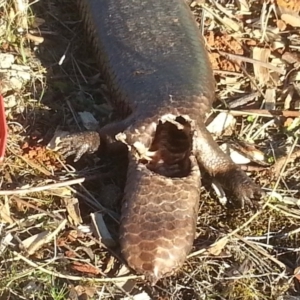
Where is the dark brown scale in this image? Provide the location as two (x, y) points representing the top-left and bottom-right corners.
(55, 0), (265, 284)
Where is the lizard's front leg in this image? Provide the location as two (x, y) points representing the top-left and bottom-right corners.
(56, 114), (135, 161)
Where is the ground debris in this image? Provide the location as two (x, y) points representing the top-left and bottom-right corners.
(62, 197), (83, 226)
(0, 64), (31, 93)
(1, 0), (300, 298)
(91, 212), (116, 248)
(20, 219), (67, 255)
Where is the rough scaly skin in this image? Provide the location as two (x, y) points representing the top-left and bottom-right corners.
(122, 154), (201, 283)
(57, 0), (262, 284)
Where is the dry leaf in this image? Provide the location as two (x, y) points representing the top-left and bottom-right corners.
(283, 86), (294, 109)
(0, 198), (14, 224)
(21, 219), (67, 255)
(71, 261), (100, 275)
(49, 187), (72, 197)
(285, 117), (300, 131)
(207, 237), (228, 256)
(276, 19), (287, 31)
(284, 118), (294, 128)
(229, 141), (266, 164)
(21, 231), (49, 252)
(0, 232), (14, 254)
(103, 255), (115, 274)
(236, 0), (249, 12)
(74, 285), (96, 298)
(281, 14), (300, 27)
(276, 0), (300, 26)
(68, 285), (79, 300)
(265, 88), (276, 110)
(252, 47), (271, 85)
(65, 250), (77, 258)
(63, 197), (82, 226)
(66, 230), (80, 242)
(76, 246), (94, 261)
(117, 264), (131, 277)
(206, 112), (236, 136)
(289, 70), (300, 82)
(294, 266), (300, 282)
(276, 0), (300, 13)
(115, 279), (136, 294)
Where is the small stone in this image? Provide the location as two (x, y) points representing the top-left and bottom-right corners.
(0, 72), (11, 94)
(11, 64), (31, 71)
(78, 111), (99, 130)
(17, 70), (31, 81)
(0, 54), (14, 69)
(10, 69), (31, 81)
(207, 112), (236, 136)
(4, 95), (17, 108)
(9, 77), (23, 90)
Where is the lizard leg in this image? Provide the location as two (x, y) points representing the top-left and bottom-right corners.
(57, 114), (135, 162)
(193, 122), (263, 208)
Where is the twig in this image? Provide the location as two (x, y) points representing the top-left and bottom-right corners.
(6, 210), (66, 231)
(246, 240), (300, 252)
(27, 219), (67, 255)
(0, 178), (85, 196)
(68, 185), (120, 223)
(214, 108), (300, 118)
(25, 33), (44, 44)
(188, 198), (269, 258)
(240, 165), (267, 172)
(13, 251), (143, 282)
(192, 128), (291, 260)
(213, 69), (243, 77)
(223, 272), (286, 280)
(11, 197), (125, 264)
(273, 136), (298, 188)
(218, 51), (285, 74)
(236, 234), (287, 280)
(266, 203), (300, 219)
(227, 92), (260, 109)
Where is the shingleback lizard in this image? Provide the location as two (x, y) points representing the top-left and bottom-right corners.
(56, 0), (263, 284)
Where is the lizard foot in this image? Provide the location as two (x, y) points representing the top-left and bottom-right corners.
(56, 131), (100, 162)
(217, 167), (264, 209)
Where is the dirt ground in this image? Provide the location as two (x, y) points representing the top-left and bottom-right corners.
(1, 0), (300, 299)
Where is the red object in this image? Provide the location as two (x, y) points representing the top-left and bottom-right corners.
(0, 94), (7, 162)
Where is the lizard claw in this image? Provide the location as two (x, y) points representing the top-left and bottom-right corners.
(56, 131), (100, 162)
(217, 167), (264, 209)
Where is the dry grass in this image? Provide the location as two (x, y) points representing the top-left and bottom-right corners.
(1, 0), (300, 299)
